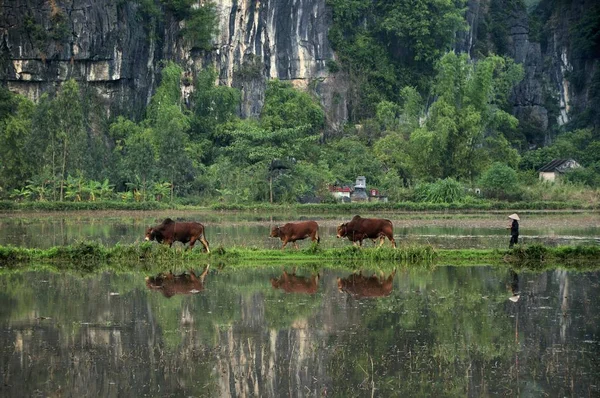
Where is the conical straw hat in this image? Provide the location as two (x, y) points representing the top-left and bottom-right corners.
(509, 295), (520, 303)
(508, 213), (520, 221)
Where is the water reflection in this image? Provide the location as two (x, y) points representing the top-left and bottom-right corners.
(270, 268), (320, 294)
(146, 265), (210, 298)
(508, 268), (520, 302)
(0, 266), (598, 396)
(337, 270), (396, 298)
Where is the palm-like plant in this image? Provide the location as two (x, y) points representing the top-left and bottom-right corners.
(10, 187), (32, 202)
(84, 180), (102, 201)
(64, 174), (83, 202)
(25, 173), (55, 201)
(98, 178), (115, 201)
(151, 182), (171, 202)
(120, 190), (133, 202)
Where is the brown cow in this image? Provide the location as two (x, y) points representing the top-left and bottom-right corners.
(145, 265), (210, 298)
(271, 268), (320, 294)
(336, 215), (396, 248)
(145, 218), (210, 252)
(337, 270), (396, 299)
(270, 221), (320, 249)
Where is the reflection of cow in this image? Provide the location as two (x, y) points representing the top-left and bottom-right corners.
(145, 266), (210, 298)
(336, 215), (396, 248)
(271, 269), (320, 294)
(145, 218), (210, 252)
(270, 221), (320, 249)
(337, 270), (396, 298)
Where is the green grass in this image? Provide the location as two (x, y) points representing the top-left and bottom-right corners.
(1, 198), (597, 213)
(1, 242), (599, 273)
(0, 200), (173, 212)
(209, 200), (596, 212)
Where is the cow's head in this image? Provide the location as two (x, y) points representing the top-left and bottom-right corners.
(145, 227), (155, 241)
(336, 223), (348, 238)
(270, 226), (280, 238)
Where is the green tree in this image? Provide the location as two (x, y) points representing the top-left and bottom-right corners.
(260, 80), (325, 135)
(110, 117), (158, 193)
(191, 67), (241, 155)
(408, 52), (523, 181)
(53, 79), (88, 201)
(327, 0), (467, 119)
(0, 94), (35, 191)
(146, 62), (194, 199)
(479, 162), (521, 200)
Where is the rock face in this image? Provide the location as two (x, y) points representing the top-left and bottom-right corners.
(0, 0), (345, 126)
(206, 0), (345, 124)
(0, 0), (160, 118)
(457, 0), (599, 145)
(0, 0), (595, 137)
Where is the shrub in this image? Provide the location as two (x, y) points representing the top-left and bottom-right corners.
(414, 178), (465, 203)
(479, 163), (522, 200)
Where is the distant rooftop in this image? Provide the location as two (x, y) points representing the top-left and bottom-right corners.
(538, 159), (579, 173)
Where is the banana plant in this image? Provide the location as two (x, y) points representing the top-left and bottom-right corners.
(64, 174), (84, 202)
(151, 182), (171, 202)
(98, 178), (115, 200)
(84, 179), (102, 201)
(10, 187), (32, 202)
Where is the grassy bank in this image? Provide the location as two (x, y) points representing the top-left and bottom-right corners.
(0, 200), (172, 212)
(1, 242), (598, 273)
(210, 200), (597, 212)
(1, 199), (598, 213)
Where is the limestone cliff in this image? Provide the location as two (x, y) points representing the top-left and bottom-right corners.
(0, 0), (345, 126)
(0, 0), (596, 138)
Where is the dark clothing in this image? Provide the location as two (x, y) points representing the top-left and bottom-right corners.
(510, 220), (519, 236)
(509, 220), (519, 248)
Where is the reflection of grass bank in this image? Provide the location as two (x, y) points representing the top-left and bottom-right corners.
(1, 242), (599, 272)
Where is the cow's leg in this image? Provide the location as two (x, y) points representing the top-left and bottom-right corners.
(199, 235), (210, 253)
(188, 238), (196, 250)
(200, 264), (210, 281)
(390, 236), (397, 248)
(281, 239), (288, 250)
(378, 236), (385, 247)
(294, 241), (299, 250)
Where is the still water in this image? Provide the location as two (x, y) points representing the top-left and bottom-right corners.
(0, 265), (598, 397)
(1, 211), (599, 249)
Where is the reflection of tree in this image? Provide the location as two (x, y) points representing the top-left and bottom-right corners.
(0, 267), (599, 396)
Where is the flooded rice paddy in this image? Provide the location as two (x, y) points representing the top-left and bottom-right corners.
(0, 210), (599, 396)
(1, 210), (599, 249)
(0, 266), (598, 397)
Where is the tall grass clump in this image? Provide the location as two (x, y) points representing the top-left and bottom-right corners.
(413, 178), (465, 203)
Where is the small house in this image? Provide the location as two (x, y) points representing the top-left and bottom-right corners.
(538, 159), (581, 182)
(350, 176), (368, 202)
(329, 185), (352, 200)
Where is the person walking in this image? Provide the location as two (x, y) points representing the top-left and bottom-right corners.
(507, 213), (520, 248)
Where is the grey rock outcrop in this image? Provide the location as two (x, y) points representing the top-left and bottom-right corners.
(0, 0), (346, 129)
(0, 0), (594, 138)
(0, 0), (160, 119)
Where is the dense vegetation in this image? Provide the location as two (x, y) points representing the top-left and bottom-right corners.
(0, 0), (599, 207)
